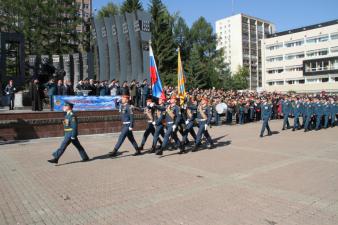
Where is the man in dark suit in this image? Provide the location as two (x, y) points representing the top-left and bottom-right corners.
(4, 80), (16, 110)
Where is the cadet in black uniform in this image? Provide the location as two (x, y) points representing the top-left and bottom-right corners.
(193, 97), (214, 152)
(156, 96), (183, 155)
(109, 95), (141, 157)
(139, 98), (163, 151)
(48, 102), (89, 164)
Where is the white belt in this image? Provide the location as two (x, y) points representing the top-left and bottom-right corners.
(199, 119), (207, 121)
(123, 122), (131, 124)
(167, 122), (174, 124)
(147, 120), (153, 123)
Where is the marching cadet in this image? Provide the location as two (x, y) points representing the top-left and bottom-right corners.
(323, 99), (331, 129)
(109, 95), (141, 157)
(330, 98), (337, 127)
(48, 102), (89, 164)
(303, 98), (313, 132)
(292, 97), (302, 131)
(151, 96), (166, 153)
(181, 96), (198, 147)
(314, 98), (324, 131)
(193, 97), (214, 152)
(260, 98), (273, 138)
(138, 98), (163, 151)
(281, 96), (291, 130)
(156, 96), (184, 155)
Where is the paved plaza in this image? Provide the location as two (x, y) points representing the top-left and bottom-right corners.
(0, 120), (338, 225)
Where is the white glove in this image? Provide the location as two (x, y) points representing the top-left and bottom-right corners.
(150, 103), (155, 107)
(152, 121), (156, 126)
(204, 124), (208, 130)
(6, 92), (9, 95)
(172, 125), (177, 131)
(71, 137), (76, 140)
(185, 120), (189, 125)
(129, 127), (133, 131)
(13, 88), (16, 91)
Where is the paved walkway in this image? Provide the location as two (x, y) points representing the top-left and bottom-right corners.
(0, 120), (337, 225)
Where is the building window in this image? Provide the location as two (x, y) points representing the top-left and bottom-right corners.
(266, 43), (283, 51)
(306, 48), (328, 58)
(266, 55), (283, 62)
(285, 52), (304, 60)
(267, 68), (284, 74)
(331, 46), (338, 54)
(335, 77), (338, 82)
(276, 81), (284, 85)
(298, 79), (305, 84)
(306, 35), (329, 44)
(287, 80), (295, 85)
(285, 65), (303, 72)
(307, 78), (318, 83)
(321, 78), (329, 83)
(285, 39), (304, 48)
(331, 32), (338, 40)
(267, 82), (275, 86)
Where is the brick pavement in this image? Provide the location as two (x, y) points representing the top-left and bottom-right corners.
(0, 120), (337, 225)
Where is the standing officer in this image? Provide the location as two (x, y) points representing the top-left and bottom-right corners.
(260, 98), (272, 138)
(109, 95), (141, 157)
(48, 102), (89, 164)
(139, 98), (163, 151)
(156, 96), (183, 155)
(4, 80), (16, 110)
(193, 97), (214, 152)
(281, 96), (291, 130)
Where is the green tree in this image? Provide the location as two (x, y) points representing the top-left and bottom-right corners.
(186, 45), (208, 89)
(0, 0), (80, 55)
(121, 0), (143, 14)
(149, 0), (177, 85)
(97, 2), (120, 18)
(232, 66), (249, 90)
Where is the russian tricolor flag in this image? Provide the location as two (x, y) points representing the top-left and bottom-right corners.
(149, 44), (165, 99)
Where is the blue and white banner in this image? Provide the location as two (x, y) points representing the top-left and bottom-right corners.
(53, 96), (121, 111)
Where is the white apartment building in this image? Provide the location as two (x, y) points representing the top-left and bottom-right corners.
(262, 19), (338, 93)
(216, 13), (275, 90)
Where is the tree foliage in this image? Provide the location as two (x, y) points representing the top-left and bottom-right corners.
(97, 2), (120, 18)
(0, 0), (80, 55)
(120, 0), (143, 14)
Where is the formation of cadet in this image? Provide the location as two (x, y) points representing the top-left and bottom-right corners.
(47, 90), (338, 164)
(280, 96), (337, 132)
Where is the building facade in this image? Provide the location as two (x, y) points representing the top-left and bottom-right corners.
(262, 20), (338, 93)
(216, 13), (275, 90)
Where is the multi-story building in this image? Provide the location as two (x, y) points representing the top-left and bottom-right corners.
(262, 19), (338, 93)
(216, 13), (275, 90)
(76, 0), (92, 33)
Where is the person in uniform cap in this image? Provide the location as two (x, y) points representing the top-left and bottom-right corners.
(181, 96), (198, 147)
(156, 96), (184, 155)
(292, 97), (302, 131)
(150, 96), (166, 153)
(281, 96), (291, 130)
(260, 98), (273, 138)
(192, 97), (214, 152)
(48, 102), (89, 164)
(303, 97), (313, 132)
(138, 98), (163, 151)
(109, 95), (141, 157)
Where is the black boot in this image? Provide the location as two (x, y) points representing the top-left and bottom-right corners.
(149, 146), (156, 153)
(47, 158), (58, 164)
(268, 131), (272, 136)
(178, 144), (185, 154)
(138, 145), (144, 151)
(155, 148), (163, 155)
(109, 149), (118, 157)
(208, 143), (215, 149)
(133, 148), (142, 156)
(191, 145), (198, 152)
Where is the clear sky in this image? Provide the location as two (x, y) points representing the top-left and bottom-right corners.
(93, 0), (338, 32)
